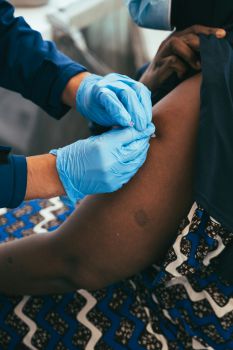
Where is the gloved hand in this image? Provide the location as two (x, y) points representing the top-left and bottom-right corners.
(76, 73), (152, 131)
(50, 123), (155, 204)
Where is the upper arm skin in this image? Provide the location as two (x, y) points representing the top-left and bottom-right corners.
(54, 74), (202, 290)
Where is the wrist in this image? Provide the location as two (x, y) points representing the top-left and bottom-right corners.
(25, 154), (65, 200)
(62, 71), (92, 108)
(53, 147), (85, 204)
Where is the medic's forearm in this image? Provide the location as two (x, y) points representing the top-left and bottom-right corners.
(25, 154), (65, 201)
(62, 71), (91, 108)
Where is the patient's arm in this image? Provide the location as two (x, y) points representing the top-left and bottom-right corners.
(0, 74), (201, 295)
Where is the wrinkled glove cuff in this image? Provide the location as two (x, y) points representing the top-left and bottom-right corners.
(76, 74), (101, 118)
(49, 149), (85, 204)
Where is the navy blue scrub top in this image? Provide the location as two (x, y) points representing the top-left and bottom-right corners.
(0, 0), (86, 208)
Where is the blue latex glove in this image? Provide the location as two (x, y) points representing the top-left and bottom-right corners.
(76, 73), (152, 131)
(50, 123), (155, 204)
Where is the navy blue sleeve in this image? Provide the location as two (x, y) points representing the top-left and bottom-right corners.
(0, 0), (87, 119)
(0, 147), (27, 209)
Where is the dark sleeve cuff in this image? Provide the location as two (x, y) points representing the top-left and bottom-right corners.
(29, 56), (87, 119)
(0, 154), (27, 209)
(42, 63), (87, 120)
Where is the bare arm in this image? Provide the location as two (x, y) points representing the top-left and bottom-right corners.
(25, 154), (65, 200)
(57, 73), (201, 290)
(61, 71), (91, 108)
(0, 74), (201, 295)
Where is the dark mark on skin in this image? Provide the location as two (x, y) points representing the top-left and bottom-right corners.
(7, 257), (13, 265)
(134, 209), (149, 228)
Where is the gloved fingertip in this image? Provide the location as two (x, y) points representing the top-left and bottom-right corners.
(147, 111), (153, 124)
(134, 124), (154, 136)
(133, 117), (146, 132)
(140, 92), (152, 112)
(118, 111), (133, 127)
(131, 139), (149, 155)
(144, 123), (156, 136)
(133, 124), (143, 132)
(142, 143), (150, 154)
(132, 145), (149, 165)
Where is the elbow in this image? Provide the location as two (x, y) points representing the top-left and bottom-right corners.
(68, 273), (110, 292)
(53, 235), (121, 292)
(40, 233), (110, 293)
(61, 255), (111, 292)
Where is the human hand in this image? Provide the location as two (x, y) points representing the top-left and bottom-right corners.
(50, 123), (155, 204)
(140, 25), (226, 92)
(76, 73), (152, 131)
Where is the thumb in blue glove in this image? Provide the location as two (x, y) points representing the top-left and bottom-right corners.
(50, 123), (155, 204)
(76, 73), (153, 131)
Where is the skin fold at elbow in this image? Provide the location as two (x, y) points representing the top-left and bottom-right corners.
(54, 237), (113, 292)
(63, 259), (113, 292)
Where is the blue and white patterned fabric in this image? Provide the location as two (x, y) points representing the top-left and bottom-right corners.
(0, 199), (233, 349)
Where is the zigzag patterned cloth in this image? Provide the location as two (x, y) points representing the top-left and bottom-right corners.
(0, 199), (233, 349)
